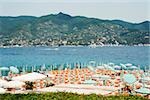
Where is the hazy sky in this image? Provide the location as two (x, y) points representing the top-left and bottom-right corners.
(0, 0), (149, 23)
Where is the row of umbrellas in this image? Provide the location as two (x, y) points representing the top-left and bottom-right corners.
(0, 62), (144, 77)
(0, 66), (19, 74)
(95, 63), (139, 71)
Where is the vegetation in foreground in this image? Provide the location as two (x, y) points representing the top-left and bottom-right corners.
(0, 92), (148, 100)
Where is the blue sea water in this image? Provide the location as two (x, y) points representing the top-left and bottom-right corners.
(0, 46), (149, 68)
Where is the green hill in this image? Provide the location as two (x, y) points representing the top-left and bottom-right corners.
(0, 12), (149, 46)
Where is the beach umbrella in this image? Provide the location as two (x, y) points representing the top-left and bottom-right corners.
(89, 61), (96, 64)
(108, 63), (115, 66)
(123, 74), (136, 84)
(106, 66), (115, 71)
(12, 72), (46, 82)
(0, 88), (6, 94)
(89, 61), (96, 67)
(114, 65), (121, 70)
(10, 66), (19, 74)
(41, 64), (46, 71)
(4, 81), (25, 88)
(0, 67), (9, 71)
(120, 64), (127, 69)
(125, 63), (132, 67)
(83, 79), (97, 85)
(135, 88), (150, 94)
(87, 66), (95, 71)
(103, 64), (108, 67)
(129, 66), (137, 70)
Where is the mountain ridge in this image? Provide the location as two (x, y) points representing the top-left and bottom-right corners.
(0, 12), (149, 46)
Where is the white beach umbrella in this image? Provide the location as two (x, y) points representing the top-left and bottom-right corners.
(120, 64), (127, 69)
(108, 63), (115, 66)
(106, 66), (115, 71)
(0, 67), (9, 71)
(129, 66), (137, 70)
(4, 81), (25, 88)
(10, 66), (19, 74)
(125, 63), (132, 67)
(41, 64), (46, 71)
(114, 65), (121, 70)
(87, 66), (95, 71)
(89, 61), (96, 64)
(0, 88), (6, 94)
(12, 72), (46, 82)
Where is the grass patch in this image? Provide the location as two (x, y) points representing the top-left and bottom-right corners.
(0, 92), (148, 100)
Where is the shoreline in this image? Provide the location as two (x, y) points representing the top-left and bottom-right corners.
(0, 44), (150, 48)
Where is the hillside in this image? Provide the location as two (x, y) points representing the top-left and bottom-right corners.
(0, 12), (149, 46)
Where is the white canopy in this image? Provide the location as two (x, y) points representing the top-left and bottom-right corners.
(12, 72), (46, 82)
(4, 81), (25, 88)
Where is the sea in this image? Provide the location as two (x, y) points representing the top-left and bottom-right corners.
(0, 46), (149, 69)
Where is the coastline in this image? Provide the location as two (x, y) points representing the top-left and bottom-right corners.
(0, 44), (150, 48)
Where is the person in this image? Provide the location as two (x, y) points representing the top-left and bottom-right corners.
(126, 85), (132, 93)
(45, 75), (54, 87)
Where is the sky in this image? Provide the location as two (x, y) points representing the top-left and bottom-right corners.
(0, 0), (149, 23)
